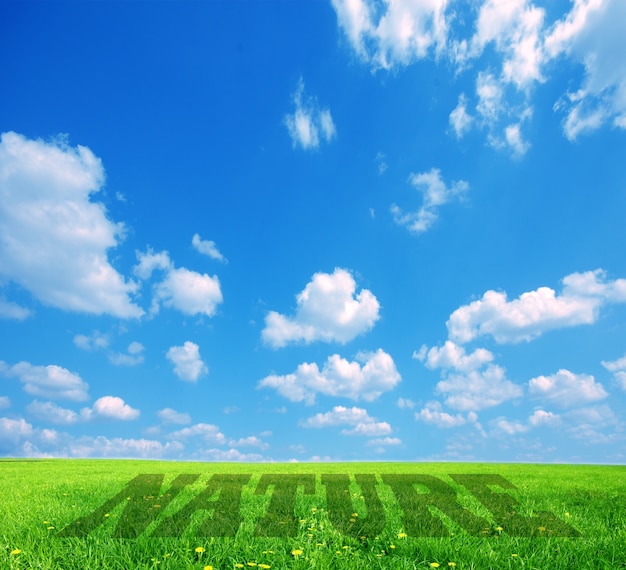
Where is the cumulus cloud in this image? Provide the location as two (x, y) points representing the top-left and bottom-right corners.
(108, 341), (145, 366)
(258, 349), (400, 405)
(262, 268), (380, 348)
(0, 131), (143, 318)
(82, 396), (140, 421)
(26, 400), (79, 424)
(68, 436), (183, 459)
(157, 407), (191, 425)
(192, 233), (227, 263)
(449, 94), (473, 138)
(415, 401), (478, 428)
(300, 405), (392, 436)
(391, 168), (469, 234)
(284, 78), (336, 150)
(435, 364), (523, 411)
(73, 331), (109, 351)
(166, 341), (208, 382)
(528, 369), (608, 408)
(229, 436), (270, 450)
(447, 269), (626, 344)
(547, 0), (626, 139)
(397, 397), (416, 409)
(0, 396), (9, 409)
(331, 0), (448, 69)
(0, 297), (31, 320)
(1, 361), (89, 401)
(366, 437), (402, 446)
(601, 353), (626, 390)
(134, 249), (223, 317)
(414, 340), (494, 372)
(168, 423), (226, 444)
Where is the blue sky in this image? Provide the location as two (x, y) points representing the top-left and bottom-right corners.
(1, 0), (625, 463)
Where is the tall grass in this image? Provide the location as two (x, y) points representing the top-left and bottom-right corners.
(1, 460), (625, 569)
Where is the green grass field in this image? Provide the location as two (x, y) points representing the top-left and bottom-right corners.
(1, 460), (624, 569)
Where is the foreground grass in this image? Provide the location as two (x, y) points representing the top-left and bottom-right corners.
(1, 460), (625, 569)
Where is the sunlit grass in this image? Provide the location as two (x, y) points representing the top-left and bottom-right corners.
(1, 459), (625, 569)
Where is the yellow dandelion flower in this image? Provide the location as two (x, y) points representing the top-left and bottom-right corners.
(565, 512), (571, 518)
(247, 563), (257, 567)
(538, 526), (546, 532)
(349, 518), (356, 522)
(262, 550), (274, 555)
(43, 521), (50, 525)
(390, 545), (396, 549)
(47, 526), (55, 530)
(259, 565), (271, 569)
(512, 554), (519, 558)
(430, 563), (440, 568)
(496, 526), (503, 531)
(11, 549), (21, 555)
(448, 564), (457, 567)
(351, 513), (358, 517)
(342, 545), (349, 550)
(235, 564), (244, 568)
(204, 566), (213, 570)
(291, 549), (303, 557)
(104, 513), (110, 517)
(299, 519), (307, 523)
(398, 532), (407, 538)
(195, 546), (206, 553)
(311, 507), (317, 512)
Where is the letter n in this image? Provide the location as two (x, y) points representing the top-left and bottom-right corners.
(57, 474), (199, 538)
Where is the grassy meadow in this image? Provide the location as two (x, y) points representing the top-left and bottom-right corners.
(1, 460), (625, 569)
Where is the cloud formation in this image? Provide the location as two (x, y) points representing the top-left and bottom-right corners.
(300, 405), (392, 436)
(1, 360), (89, 401)
(262, 268), (380, 347)
(192, 233), (227, 263)
(447, 269), (626, 344)
(166, 341), (208, 382)
(528, 369), (608, 408)
(258, 349), (400, 405)
(284, 77), (336, 150)
(134, 249), (223, 317)
(391, 168), (468, 234)
(0, 132), (143, 318)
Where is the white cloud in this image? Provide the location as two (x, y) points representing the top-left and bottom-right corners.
(546, 0), (626, 139)
(366, 437), (402, 446)
(82, 396), (140, 421)
(26, 400), (79, 424)
(471, 0), (545, 88)
(133, 249), (173, 280)
(504, 122), (530, 156)
(528, 409), (561, 427)
(0, 131), (143, 318)
(447, 269), (626, 344)
(415, 340), (494, 372)
(0, 417), (33, 445)
(192, 233), (227, 263)
(168, 423), (226, 444)
(157, 407), (191, 425)
(1, 361), (89, 401)
(415, 401), (478, 428)
(449, 94), (473, 138)
(258, 349), (400, 405)
(0, 297), (31, 320)
(108, 342), (145, 366)
(73, 331), (109, 351)
(391, 168), (469, 234)
(68, 436), (183, 459)
(229, 436), (269, 450)
(397, 397), (416, 409)
(166, 341), (208, 382)
(284, 78), (336, 150)
(331, 0), (449, 69)
(602, 353), (626, 390)
(262, 268), (380, 348)
(436, 363), (523, 411)
(152, 267), (222, 317)
(134, 249), (223, 317)
(300, 405), (392, 436)
(528, 369), (608, 408)
(198, 448), (264, 462)
(0, 396), (9, 410)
